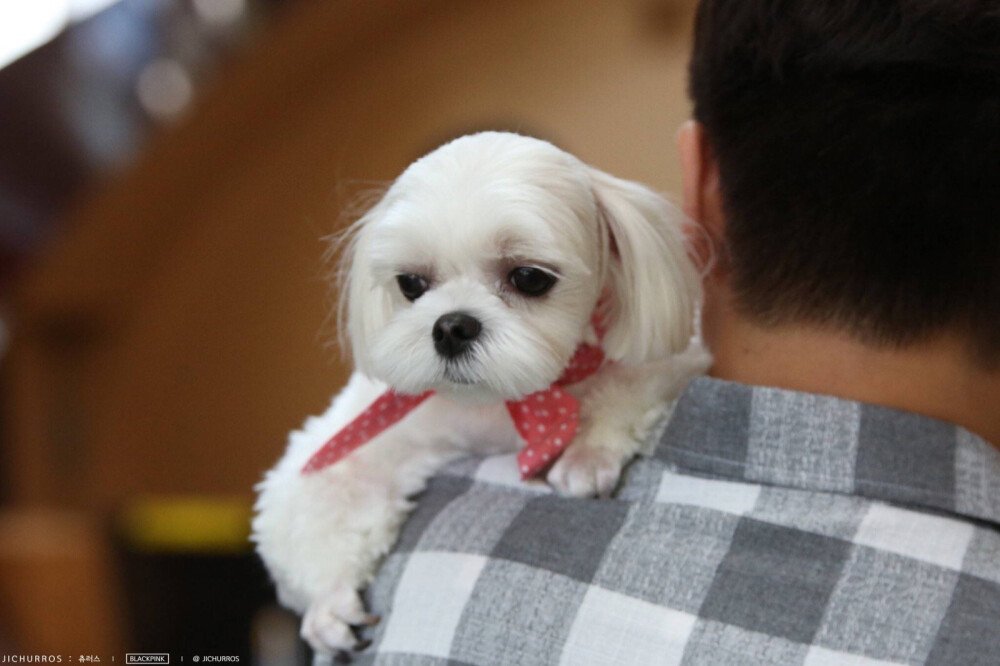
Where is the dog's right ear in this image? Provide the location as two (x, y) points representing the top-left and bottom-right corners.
(337, 197), (394, 376)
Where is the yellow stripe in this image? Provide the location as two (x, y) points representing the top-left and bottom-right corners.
(119, 496), (253, 554)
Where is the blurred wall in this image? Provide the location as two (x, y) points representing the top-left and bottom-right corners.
(5, 0), (698, 511)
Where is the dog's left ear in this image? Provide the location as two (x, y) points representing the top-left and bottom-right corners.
(338, 196), (395, 376)
(587, 167), (700, 364)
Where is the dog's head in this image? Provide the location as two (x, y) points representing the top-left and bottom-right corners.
(341, 132), (699, 403)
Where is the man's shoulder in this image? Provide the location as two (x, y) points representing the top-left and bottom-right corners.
(343, 377), (1000, 665)
(350, 443), (1000, 665)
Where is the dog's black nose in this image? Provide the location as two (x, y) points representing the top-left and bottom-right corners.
(433, 312), (481, 358)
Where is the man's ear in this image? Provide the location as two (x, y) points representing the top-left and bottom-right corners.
(587, 166), (701, 365)
(679, 120), (707, 223)
(678, 120), (726, 275)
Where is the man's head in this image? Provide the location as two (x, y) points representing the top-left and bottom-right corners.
(682, 0), (999, 361)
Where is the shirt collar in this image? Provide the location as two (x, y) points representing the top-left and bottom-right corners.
(655, 376), (1000, 526)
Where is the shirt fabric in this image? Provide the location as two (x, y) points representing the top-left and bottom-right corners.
(317, 377), (1000, 666)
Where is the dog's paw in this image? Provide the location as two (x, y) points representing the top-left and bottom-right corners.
(300, 583), (379, 658)
(547, 445), (622, 498)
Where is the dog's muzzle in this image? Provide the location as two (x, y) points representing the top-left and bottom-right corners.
(432, 311), (481, 359)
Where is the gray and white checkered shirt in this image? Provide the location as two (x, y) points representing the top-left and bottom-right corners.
(323, 377), (1000, 666)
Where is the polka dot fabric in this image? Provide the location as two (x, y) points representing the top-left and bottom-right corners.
(300, 390), (433, 473)
(301, 342), (607, 479)
(507, 386), (578, 478)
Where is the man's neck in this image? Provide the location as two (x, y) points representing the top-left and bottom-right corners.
(703, 292), (1000, 447)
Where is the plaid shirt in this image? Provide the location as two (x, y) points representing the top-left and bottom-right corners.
(320, 377), (1000, 666)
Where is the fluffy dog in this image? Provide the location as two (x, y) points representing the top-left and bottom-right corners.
(252, 132), (709, 655)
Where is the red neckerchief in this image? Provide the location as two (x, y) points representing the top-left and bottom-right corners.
(302, 324), (607, 480)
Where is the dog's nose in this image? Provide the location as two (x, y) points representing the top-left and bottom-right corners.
(432, 312), (481, 358)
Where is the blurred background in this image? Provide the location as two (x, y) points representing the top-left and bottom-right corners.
(0, 0), (697, 660)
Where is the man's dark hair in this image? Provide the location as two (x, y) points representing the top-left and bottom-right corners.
(689, 0), (999, 359)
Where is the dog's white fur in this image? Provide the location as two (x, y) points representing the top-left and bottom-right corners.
(252, 132), (709, 654)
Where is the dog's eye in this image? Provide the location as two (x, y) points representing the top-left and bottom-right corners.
(509, 267), (557, 297)
(396, 274), (429, 301)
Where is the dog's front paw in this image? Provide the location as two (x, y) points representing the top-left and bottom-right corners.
(300, 582), (380, 658)
(547, 445), (622, 498)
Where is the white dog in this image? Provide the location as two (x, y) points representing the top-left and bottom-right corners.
(252, 132), (709, 655)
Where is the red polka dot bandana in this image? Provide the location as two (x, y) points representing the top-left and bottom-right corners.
(301, 342), (607, 479)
